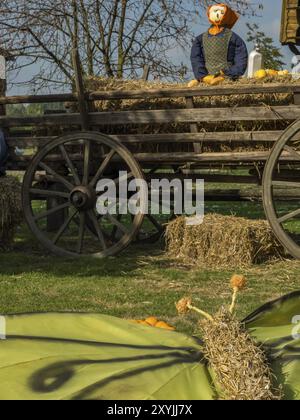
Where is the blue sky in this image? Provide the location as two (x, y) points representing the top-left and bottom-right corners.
(9, 0), (291, 94)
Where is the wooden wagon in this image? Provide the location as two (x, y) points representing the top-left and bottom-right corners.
(2, 50), (300, 259)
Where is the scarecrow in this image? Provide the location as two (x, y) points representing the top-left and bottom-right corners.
(189, 3), (248, 87)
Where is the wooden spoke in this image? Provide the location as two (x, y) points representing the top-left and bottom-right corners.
(114, 171), (134, 186)
(106, 214), (130, 235)
(59, 144), (81, 186)
(53, 211), (78, 245)
(77, 213), (86, 254)
(278, 208), (300, 224)
(110, 214), (123, 242)
(146, 214), (164, 233)
(88, 210), (107, 250)
(90, 150), (116, 188)
(39, 162), (74, 191)
(34, 202), (71, 221)
(83, 140), (91, 185)
(29, 188), (70, 199)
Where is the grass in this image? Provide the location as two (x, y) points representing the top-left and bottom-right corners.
(1, 192), (300, 337)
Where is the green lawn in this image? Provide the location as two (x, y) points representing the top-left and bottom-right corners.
(1, 195), (300, 337)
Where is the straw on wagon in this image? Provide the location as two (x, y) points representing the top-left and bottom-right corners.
(176, 275), (283, 400)
(86, 75), (297, 110)
(166, 214), (286, 268)
(0, 176), (23, 250)
(80, 76), (300, 154)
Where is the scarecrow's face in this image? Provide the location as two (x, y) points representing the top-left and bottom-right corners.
(209, 5), (227, 25)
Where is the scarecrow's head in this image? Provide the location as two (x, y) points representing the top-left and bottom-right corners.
(207, 4), (239, 34)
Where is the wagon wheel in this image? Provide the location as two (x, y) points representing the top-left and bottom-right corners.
(22, 132), (147, 258)
(104, 197), (174, 245)
(263, 119), (300, 259)
(135, 214), (166, 244)
(133, 200), (176, 244)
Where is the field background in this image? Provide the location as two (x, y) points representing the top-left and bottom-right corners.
(1, 182), (300, 337)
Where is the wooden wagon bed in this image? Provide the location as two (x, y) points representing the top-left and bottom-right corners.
(3, 82), (300, 186)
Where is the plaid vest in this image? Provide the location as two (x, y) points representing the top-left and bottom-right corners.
(202, 28), (233, 75)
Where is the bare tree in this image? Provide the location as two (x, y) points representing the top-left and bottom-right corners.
(0, 0), (261, 91)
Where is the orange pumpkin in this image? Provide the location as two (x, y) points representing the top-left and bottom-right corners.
(145, 317), (159, 326)
(155, 321), (175, 331)
(129, 317), (175, 331)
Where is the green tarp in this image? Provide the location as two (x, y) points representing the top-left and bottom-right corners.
(0, 291), (299, 400)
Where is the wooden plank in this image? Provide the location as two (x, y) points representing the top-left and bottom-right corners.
(294, 92), (300, 105)
(1, 106), (300, 127)
(88, 83), (300, 101)
(146, 173), (259, 185)
(72, 49), (89, 130)
(7, 131), (283, 148)
(0, 113), (82, 127)
(131, 151), (272, 163)
(0, 93), (76, 105)
(205, 188), (300, 202)
(0, 83), (300, 106)
(186, 97), (202, 153)
(130, 150), (300, 163)
(89, 106), (300, 124)
(125, 131), (280, 143)
(142, 65), (151, 81)
(8, 136), (56, 147)
(7, 150), (272, 163)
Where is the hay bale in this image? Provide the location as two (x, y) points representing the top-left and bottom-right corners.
(201, 309), (282, 400)
(166, 214), (285, 268)
(0, 176), (23, 250)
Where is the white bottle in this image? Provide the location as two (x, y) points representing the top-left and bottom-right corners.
(247, 44), (263, 78)
(291, 55), (300, 80)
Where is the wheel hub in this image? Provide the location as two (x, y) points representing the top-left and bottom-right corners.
(70, 186), (96, 211)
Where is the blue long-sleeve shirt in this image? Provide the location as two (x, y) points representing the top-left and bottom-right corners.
(191, 31), (248, 80)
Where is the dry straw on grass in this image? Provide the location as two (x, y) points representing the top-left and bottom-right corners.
(176, 276), (283, 400)
(0, 176), (23, 250)
(166, 214), (286, 268)
(200, 309), (282, 400)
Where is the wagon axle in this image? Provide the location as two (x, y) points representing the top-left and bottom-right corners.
(70, 186), (96, 211)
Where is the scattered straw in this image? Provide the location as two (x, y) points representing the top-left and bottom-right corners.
(200, 309), (282, 400)
(0, 176), (23, 250)
(166, 214), (286, 269)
